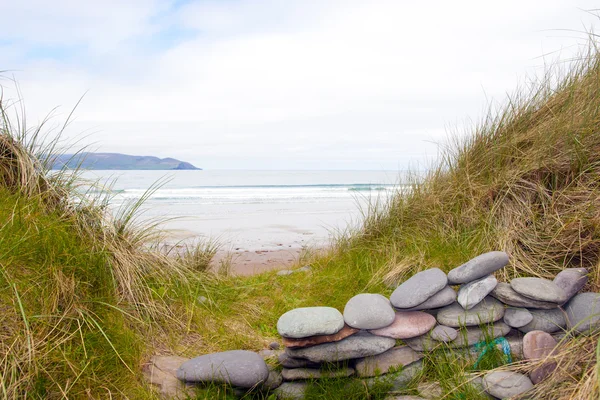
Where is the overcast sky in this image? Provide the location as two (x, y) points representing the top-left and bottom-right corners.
(1, 1), (598, 170)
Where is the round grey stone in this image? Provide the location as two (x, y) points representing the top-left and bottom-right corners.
(344, 293), (395, 329)
(430, 325), (458, 342)
(404, 286), (457, 311)
(176, 350), (269, 388)
(285, 331), (395, 363)
(566, 292), (600, 334)
(447, 251), (509, 285)
(518, 308), (566, 333)
(436, 297), (504, 327)
(390, 268), (448, 308)
(504, 307), (533, 328)
(510, 277), (567, 304)
(277, 307), (344, 338)
(457, 275), (498, 310)
(554, 268), (588, 303)
(490, 282), (558, 309)
(483, 371), (533, 399)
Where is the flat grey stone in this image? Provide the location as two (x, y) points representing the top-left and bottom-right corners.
(483, 371), (533, 399)
(447, 251), (509, 284)
(404, 286), (457, 311)
(510, 277), (566, 304)
(518, 308), (566, 334)
(404, 322), (510, 351)
(285, 331), (395, 363)
(436, 297), (504, 327)
(430, 325), (458, 342)
(369, 311), (436, 339)
(554, 268), (588, 303)
(390, 268), (448, 308)
(457, 275), (498, 310)
(176, 350), (269, 388)
(464, 374), (495, 399)
(565, 292), (600, 334)
(504, 307), (533, 328)
(281, 367), (354, 381)
(263, 369), (283, 390)
(277, 307), (344, 338)
(490, 282), (558, 309)
(277, 353), (321, 369)
(344, 293), (395, 329)
(354, 346), (423, 377)
(274, 382), (307, 400)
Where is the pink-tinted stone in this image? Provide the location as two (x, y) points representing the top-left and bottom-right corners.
(282, 324), (359, 348)
(369, 311), (436, 339)
(523, 330), (558, 384)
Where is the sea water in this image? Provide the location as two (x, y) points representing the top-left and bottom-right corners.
(79, 170), (405, 250)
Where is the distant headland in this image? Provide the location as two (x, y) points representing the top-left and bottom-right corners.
(51, 152), (201, 170)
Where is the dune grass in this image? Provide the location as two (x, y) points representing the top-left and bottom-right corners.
(3, 36), (600, 400)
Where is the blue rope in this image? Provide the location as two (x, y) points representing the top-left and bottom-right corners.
(473, 336), (512, 369)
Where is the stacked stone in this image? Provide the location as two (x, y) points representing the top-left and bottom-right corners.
(171, 251), (600, 400)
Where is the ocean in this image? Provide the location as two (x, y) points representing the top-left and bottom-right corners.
(80, 170), (404, 251)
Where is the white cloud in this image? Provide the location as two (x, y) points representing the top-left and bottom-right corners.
(1, 0), (599, 169)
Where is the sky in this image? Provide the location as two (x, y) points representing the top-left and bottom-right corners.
(0, 1), (598, 170)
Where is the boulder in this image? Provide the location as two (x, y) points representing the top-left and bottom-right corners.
(565, 292), (600, 334)
(176, 350), (269, 388)
(457, 275), (498, 310)
(518, 308), (566, 334)
(344, 293), (395, 329)
(483, 371), (533, 399)
(510, 277), (566, 304)
(390, 268), (448, 308)
(503, 307), (533, 328)
(285, 331), (395, 363)
(447, 251), (509, 285)
(369, 311), (436, 339)
(554, 268), (588, 303)
(490, 282), (558, 309)
(436, 297), (504, 327)
(277, 307), (344, 338)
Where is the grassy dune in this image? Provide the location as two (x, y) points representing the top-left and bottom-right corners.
(2, 41), (600, 399)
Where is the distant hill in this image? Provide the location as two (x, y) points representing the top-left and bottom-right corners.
(51, 152), (201, 170)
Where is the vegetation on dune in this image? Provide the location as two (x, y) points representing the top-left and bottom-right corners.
(2, 38), (600, 399)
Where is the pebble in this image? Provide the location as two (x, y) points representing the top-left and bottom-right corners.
(436, 297), (504, 327)
(285, 331), (396, 363)
(503, 307), (533, 328)
(368, 311), (436, 339)
(523, 330), (558, 384)
(447, 251), (509, 284)
(510, 277), (567, 304)
(483, 371), (533, 399)
(277, 307), (344, 338)
(430, 325), (458, 342)
(554, 268), (588, 303)
(518, 308), (566, 334)
(282, 324), (359, 348)
(457, 275), (498, 310)
(390, 268), (448, 308)
(490, 282), (558, 309)
(176, 350), (269, 388)
(405, 286), (457, 311)
(281, 367), (354, 381)
(354, 346), (423, 377)
(565, 292), (600, 334)
(274, 382), (307, 400)
(344, 293), (395, 329)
